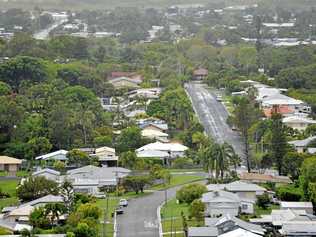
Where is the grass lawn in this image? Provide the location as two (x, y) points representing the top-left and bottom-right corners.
(151, 175), (204, 190)
(0, 171), (29, 177)
(161, 199), (203, 237)
(0, 179), (19, 211)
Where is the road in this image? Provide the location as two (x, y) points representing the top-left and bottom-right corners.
(116, 186), (178, 237)
(185, 82), (244, 157)
(33, 19), (67, 40)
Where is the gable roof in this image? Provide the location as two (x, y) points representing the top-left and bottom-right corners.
(219, 228), (261, 237)
(32, 168), (60, 176)
(137, 142), (188, 152)
(202, 190), (240, 203)
(207, 181), (266, 192)
(288, 136), (316, 148)
(35, 150), (68, 160)
(283, 116), (316, 125)
(280, 201), (313, 209)
(239, 172), (292, 184)
(279, 221), (316, 235)
(95, 146), (115, 154)
(140, 123), (168, 131)
(0, 156), (22, 165)
(136, 150), (170, 158)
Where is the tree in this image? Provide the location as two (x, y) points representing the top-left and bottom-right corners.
(74, 222), (97, 237)
(270, 112), (287, 175)
(17, 176), (59, 202)
(0, 56), (47, 92)
(0, 81), (11, 95)
(232, 96), (260, 172)
(60, 180), (74, 212)
(115, 126), (143, 153)
(276, 185), (303, 201)
(119, 151), (137, 169)
(29, 207), (50, 229)
(189, 200), (205, 222)
(282, 152), (306, 179)
(176, 184), (207, 204)
(122, 176), (151, 194)
(300, 157), (316, 200)
(26, 137), (52, 160)
(44, 203), (67, 225)
(67, 149), (90, 167)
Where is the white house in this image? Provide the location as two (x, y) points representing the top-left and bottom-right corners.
(280, 202), (313, 214)
(207, 181), (266, 202)
(283, 116), (316, 131)
(288, 136), (316, 153)
(136, 142), (188, 159)
(94, 146), (118, 167)
(202, 191), (241, 217)
(35, 150), (68, 162)
(141, 129), (169, 142)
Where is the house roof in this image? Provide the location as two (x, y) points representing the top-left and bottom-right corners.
(263, 106), (294, 118)
(8, 205), (34, 217)
(280, 201), (313, 209)
(23, 195), (64, 207)
(35, 150), (68, 160)
(239, 172), (292, 184)
(0, 156), (22, 165)
(140, 123), (168, 131)
(215, 214), (265, 235)
(141, 129), (169, 138)
(136, 142), (188, 153)
(136, 150), (170, 158)
(207, 181), (266, 192)
(95, 146), (115, 154)
(279, 221), (316, 235)
(32, 168), (60, 176)
(202, 190), (240, 203)
(308, 148), (316, 154)
(188, 227), (218, 237)
(283, 116), (316, 125)
(289, 136), (316, 148)
(109, 76), (142, 85)
(219, 228), (261, 237)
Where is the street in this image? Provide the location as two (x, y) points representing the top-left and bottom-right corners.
(116, 187), (178, 237)
(185, 82), (244, 157)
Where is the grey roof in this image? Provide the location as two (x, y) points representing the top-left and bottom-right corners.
(279, 221), (316, 235)
(281, 201), (313, 209)
(205, 218), (220, 227)
(289, 136), (316, 147)
(35, 150), (68, 160)
(136, 150), (169, 158)
(21, 195), (63, 207)
(32, 168), (60, 176)
(215, 214), (265, 235)
(202, 190), (240, 203)
(207, 181), (266, 192)
(188, 227), (218, 237)
(139, 123), (168, 131)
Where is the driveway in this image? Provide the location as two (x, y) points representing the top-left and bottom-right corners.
(185, 82), (244, 158)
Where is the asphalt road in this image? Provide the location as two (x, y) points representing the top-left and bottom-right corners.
(116, 187), (179, 237)
(185, 82), (244, 157)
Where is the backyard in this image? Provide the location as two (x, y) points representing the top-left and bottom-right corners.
(0, 179), (19, 211)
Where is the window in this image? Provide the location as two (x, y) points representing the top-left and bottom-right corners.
(241, 204), (248, 210)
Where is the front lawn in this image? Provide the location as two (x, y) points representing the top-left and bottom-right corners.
(151, 175), (204, 190)
(0, 179), (19, 211)
(161, 199), (203, 237)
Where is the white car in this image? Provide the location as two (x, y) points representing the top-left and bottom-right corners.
(119, 199), (128, 207)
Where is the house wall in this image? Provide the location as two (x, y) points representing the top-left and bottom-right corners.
(235, 191), (257, 201)
(240, 202), (254, 214)
(73, 185), (99, 195)
(96, 150), (116, 159)
(285, 122), (308, 131)
(0, 164), (19, 176)
(206, 203), (239, 217)
(143, 125), (163, 132)
(170, 151), (185, 158)
(112, 81), (139, 89)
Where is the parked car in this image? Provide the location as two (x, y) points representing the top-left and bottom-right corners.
(119, 199), (128, 207)
(115, 207), (124, 215)
(216, 95), (223, 102)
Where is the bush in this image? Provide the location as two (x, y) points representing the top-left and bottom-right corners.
(176, 184), (207, 204)
(0, 188), (10, 198)
(189, 200), (205, 221)
(276, 185), (303, 201)
(256, 193), (270, 209)
(171, 157), (194, 169)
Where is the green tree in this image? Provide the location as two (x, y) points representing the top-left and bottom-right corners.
(119, 151), (137, 169)
(176, 184), (207, 205)
(115, 126), (143, 153)
(122, 175), (151, 194)
(67, 149), (90, 168)
(17, 176), (59, 202)
(256, 193), (270, 209)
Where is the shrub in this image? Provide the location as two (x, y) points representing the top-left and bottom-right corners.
(171, 157), (194, 169)
(276, 185), (303, 201)
(189, 200), (205, 221)
(256, 193), (270, 209)
(176, 184), (207, 204)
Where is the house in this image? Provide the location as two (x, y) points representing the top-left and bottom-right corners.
(250, 209), (316, 227)
(239, 172), (292, 186)
(288, 136), (316, 153)
(140, 122), (168, 132)
(94, 146), (118, 167)
(219, 228), (262, 237)
(282, 116), (316, 131)
(207, 181), (266, 202)
(128, 88), (161, 99)
(65, 165), (131, 194)
(35, 150), (68, 163)
(136, 142), (188, 159)
(108, 77), (141, 90)
(0, 156), (22, 176)
(109, 72), (143, 82)
(280, 202), (313, 214)
(32, 168), (61, 181)
(193, 68), (208, 81)
(202, 191), (241, 217)
(136, 150), (169, 159)
(2, 195), (63, 223)
(279, 221), (316, 236)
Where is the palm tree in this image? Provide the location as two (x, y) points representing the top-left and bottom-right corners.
(44, 203), (67, 226)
